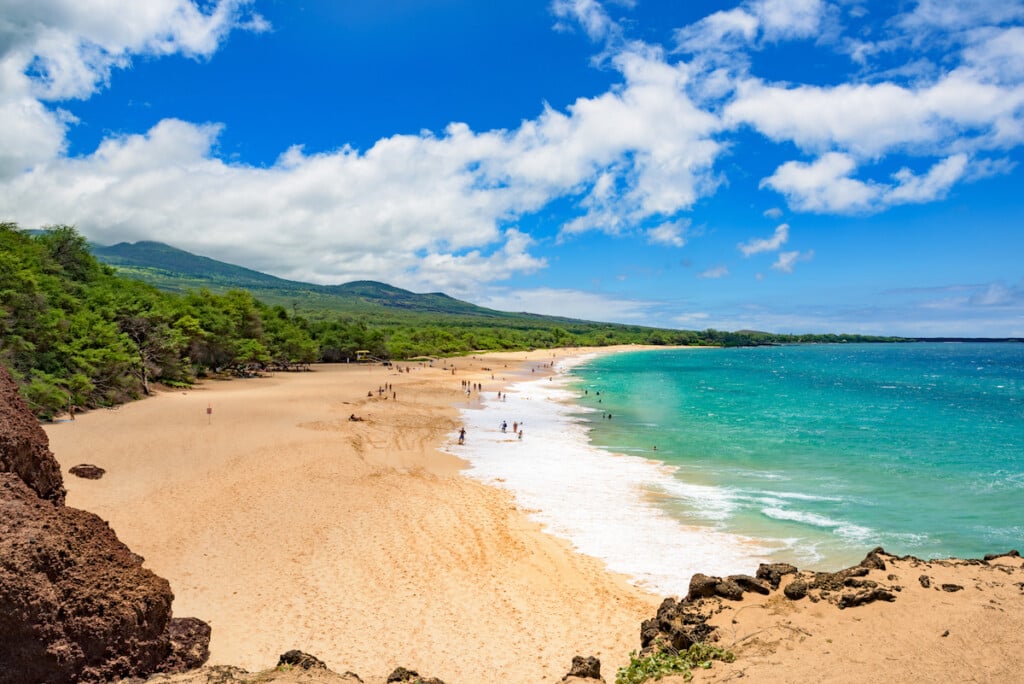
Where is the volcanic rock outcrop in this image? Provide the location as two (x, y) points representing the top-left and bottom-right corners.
(0, 368), (65, 503)
(0, 365), (209, 683)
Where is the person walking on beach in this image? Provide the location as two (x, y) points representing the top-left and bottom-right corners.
(458, 427), (466, 445)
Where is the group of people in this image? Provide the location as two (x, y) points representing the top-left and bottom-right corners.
(457, 418), (524, 445)
(499, 420), (523, 440)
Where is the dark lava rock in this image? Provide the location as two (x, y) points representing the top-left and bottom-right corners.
(69, 464), (106, 480)
(387, 667), (445, 684)
(563, 655), (602, 680)
(983, 550), (1020, 561)
(277, 650), (327, 670)
(860, 548), (888, 571)
(728, 574), (770, 595)
(0, 366), (65, 503)
(756, 562), (798, 590)
(813, 565), (869, 593)
(687, 573), (721, 601)
(639, 597), (716, 654)
(714, 578), (745, 601)
(919, 575), (931, 589)
(161, 617), (213, 674)
(941, 584), (964, 592)
(838, 588), (897, 609)
(784, 579), (810, 600)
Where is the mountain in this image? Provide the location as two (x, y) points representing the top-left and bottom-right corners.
(90, 240), (577, 324)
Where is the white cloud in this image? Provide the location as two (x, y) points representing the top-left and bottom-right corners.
(762, 207), (783, 219)
(725, 73), (1024, 159)
(762, 153), (976, 213)
(674, 0), (824, 55)
(674, 8), (758, 55)
(698, 265), (729, 279)
(885, 154), (968, 204)
(476, 287), (655, 322)
(0, 0), (266, 178)
(738, 223), (789, 256)
(750, 0), (825, 42)
(760, 153), (879, 213)
(0, 44), (724, 293)
(962, 26), (1024, 84)
(551, 0), (621, 43)
(896, 1), (1024, 38)
(772, 249), (813, 273)
(646, 219), (689, 247)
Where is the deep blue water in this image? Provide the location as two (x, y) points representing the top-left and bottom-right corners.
(570, 343), (1024, 567)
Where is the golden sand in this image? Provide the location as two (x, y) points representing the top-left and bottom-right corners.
(45, 347), (1024, 683)
(47, 349), (659, 683)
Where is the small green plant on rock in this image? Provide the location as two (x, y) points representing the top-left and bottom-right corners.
(615, 643), (735, 684)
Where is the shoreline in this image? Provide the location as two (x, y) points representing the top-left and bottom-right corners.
(36, 345), (1024, 682)
(45, 346), (664, 682)
(448, 347), (773, 597)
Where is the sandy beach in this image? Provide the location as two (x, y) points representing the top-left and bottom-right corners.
(46, 348), (660, 682)
(43, 346), (1024, 683)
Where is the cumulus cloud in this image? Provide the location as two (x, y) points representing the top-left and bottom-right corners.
(761, 153), (972, 213)
(738, 223), (790, 256)
(0, 43), (725, 292)
(2, 0), (1024, 309)
(761, 154), (879, 213)
(725, 74), (1024, 160)
(0, 0), (266, 179)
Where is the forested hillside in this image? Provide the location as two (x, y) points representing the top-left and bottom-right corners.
(2, 223), (903, 418)
(1, 223), (321, 418)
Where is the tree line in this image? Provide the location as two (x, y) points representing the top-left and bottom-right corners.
(0, 223), (902, 419)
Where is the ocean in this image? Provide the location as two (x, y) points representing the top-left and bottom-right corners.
(449, 343), (1024, 597)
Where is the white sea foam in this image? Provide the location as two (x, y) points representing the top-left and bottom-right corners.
(760, 507), (874, 543)
(446, 366), (770, 597)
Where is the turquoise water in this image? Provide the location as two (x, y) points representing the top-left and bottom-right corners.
(570, 343), (1024, 568)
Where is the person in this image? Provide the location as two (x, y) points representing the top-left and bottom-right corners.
(501, 420), (507, 433)
(458, 427), (466, 444)
(518, 429), (523, 440)
(512, 421), (518, 433)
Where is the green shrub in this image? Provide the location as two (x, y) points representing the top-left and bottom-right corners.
(616, 644), (735, 684)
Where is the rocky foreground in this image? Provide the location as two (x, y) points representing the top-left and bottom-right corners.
(0, 366), (209, 683)
(131, 546), (1023, 683)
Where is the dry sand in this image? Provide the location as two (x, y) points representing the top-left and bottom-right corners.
(44, 347), (1024, 684)
(46, 348), (660, 683)
(679, 551), (1024, 684)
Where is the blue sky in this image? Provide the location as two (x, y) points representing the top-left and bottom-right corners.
(1, 0), (1022, 336)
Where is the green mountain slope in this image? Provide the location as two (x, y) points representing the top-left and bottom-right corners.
(91, 240), (584, 324)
